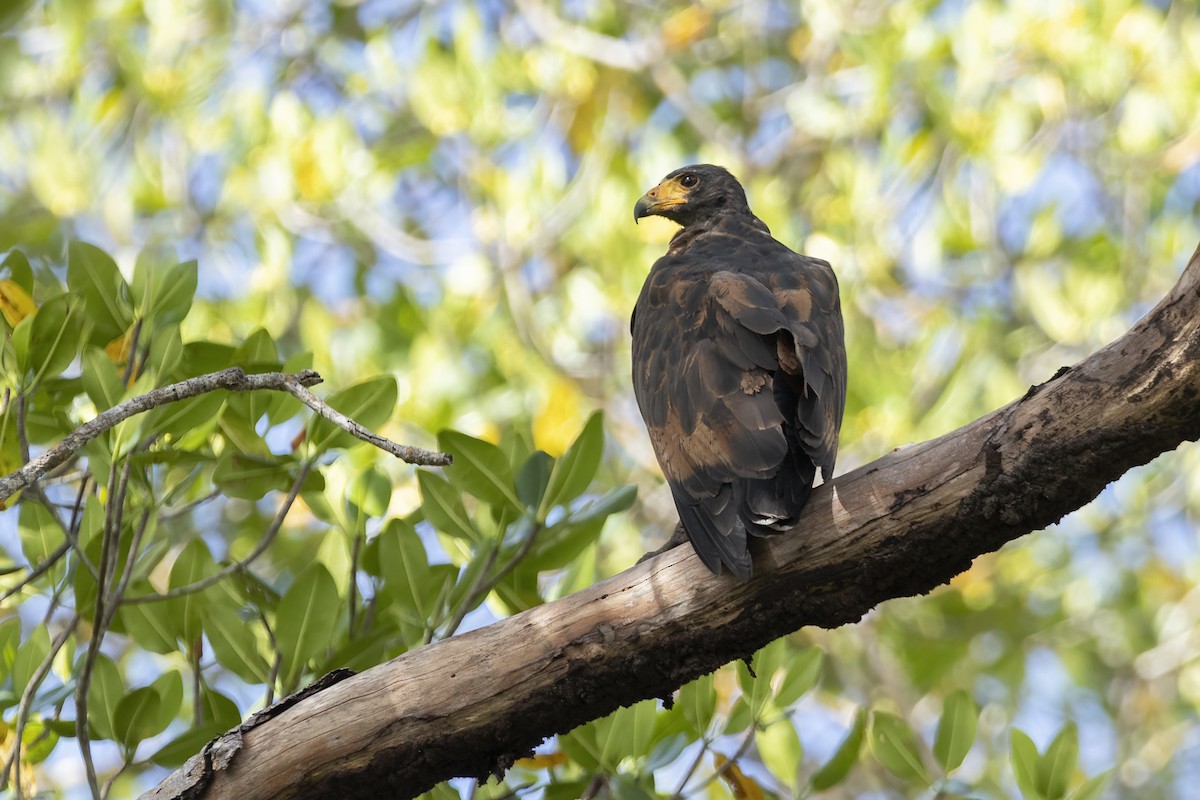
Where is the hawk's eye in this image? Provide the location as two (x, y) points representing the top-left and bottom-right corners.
(679, 174), (698, 188)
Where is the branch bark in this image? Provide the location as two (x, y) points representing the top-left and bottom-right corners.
(0, 368), (451, 504)
(144, 243), (1200, 800)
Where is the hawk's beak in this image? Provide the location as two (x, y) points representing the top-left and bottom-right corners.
(634, 179), (688, 223)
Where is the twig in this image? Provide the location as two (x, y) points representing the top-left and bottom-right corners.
(159, 488), (221, 520)
(667, 740), (712, 800)
(279, 377), (449, 466)
(0, 539), (70, 603)
(348, 534), (362, 638)
(1, 616), (80, 799)
(438, 521), (543, 641)
(0, 367), (451, 503)
(123, 460), (314, 605)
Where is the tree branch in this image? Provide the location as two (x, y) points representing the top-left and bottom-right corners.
(0, 367), (450, 504)
(142, 243), (1200, 800)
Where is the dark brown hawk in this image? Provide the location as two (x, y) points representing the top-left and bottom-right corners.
(632, 165), (847, 581)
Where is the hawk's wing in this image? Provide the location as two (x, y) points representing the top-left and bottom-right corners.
(632, 250), (845, 580)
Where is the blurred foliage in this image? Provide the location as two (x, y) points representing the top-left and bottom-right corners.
(1, 0), (1199, 797)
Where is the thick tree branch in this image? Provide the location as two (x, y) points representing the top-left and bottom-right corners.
(0, 368), (450, 504)
(144, 243), (1200, 800)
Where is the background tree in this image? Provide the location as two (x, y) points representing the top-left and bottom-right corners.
(1, 0), (1199, 798)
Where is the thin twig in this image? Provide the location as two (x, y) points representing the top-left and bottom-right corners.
(78, 464), (125, 800)
(102, 509), (151, 631)
(1, 616), (80, 799)
(279, 378), (450, 466)
(348, 534), (362, 638)
(667, 739), (712, 800)
(159, 488), (221, 520)
(0, 367), (451, 503)
(122, 459), (314, 604)
(438, 521), (543, 641)
(0, 539), (70, 603)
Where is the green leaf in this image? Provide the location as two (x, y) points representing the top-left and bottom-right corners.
(378, 519), (455, 622)
(113, 686), (162, 749)
(811, 708), (866, 791)
(212, 452), (293, 500)
(516, 450), (554, 509)
(199, 685), (242, 729)
(1037, 723), (1078, 800)
(275, 562), (340, 689)
(147, 324), (184, 378)
(67, 241), (131, 344)
(28, 292), (85, 380)
(933, 689), (978, 774)
(724, 696), (753, 734)
(86, 654), (123, 741)
(149, 670), (184, 734)
(132, 253), (196, 328)
(1, 248), (33, 293)
(1068, 771), (1111, 800)
(595, 699), (658, 768)
(0, 617), (21, 679)
(167, 539), (219, 643)
(678, 673), (716, 737)
(777, 646), (823, 706)
(564, 484), (636, 527)
(757, 717), (803, 789)
(869, 711), (930, 785)
(349, 467), (392, 517)
(438, 430), (522, 512)
(151, 722), (227, 768)
(537, 411), (603, 519)
(309, 376), (397, 451)
(146, 392), (226, 445)
(11, 626), (50, 699)
(203, 603), (270, 684)
(22, 719), (59, 764)
(738, 639), (786, 717)
(418, 470), (478, 542)
(117, 589), (181, 653)
(1010, 728), (1043, 800)
(18, 501), (61, 570)
(82, 346), (125, 411)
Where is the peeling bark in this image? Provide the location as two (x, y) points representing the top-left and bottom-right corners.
(143, 244), (1200, 800)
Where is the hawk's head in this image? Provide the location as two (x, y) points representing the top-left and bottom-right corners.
(634, 164), (752, 228)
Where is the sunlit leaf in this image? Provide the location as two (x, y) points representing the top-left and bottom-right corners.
(933, 689), (978, 774)
(1037, 722), (1078, 800)
(438, 430), (522, 512)
(418, 470), (478, 542)
(1011, 728), (1043, 800)
(757, 717), (802, 789)
(538, 410), (603, 519)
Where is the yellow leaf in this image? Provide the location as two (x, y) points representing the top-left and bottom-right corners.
(105, 327), (133, 364)
(0, 279), (36, 327)
(714, 753), (765, 800)
(515, 751), (568, 770)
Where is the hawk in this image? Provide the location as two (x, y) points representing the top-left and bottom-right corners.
(632, 164), (847, 580)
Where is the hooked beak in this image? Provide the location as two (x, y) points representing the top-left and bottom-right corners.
(633, 179), (688, 223)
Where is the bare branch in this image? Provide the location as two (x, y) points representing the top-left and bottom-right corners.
(0, 367), (450, 504)
(142, 243), (1200, 800)
(277, 378), (450, 466)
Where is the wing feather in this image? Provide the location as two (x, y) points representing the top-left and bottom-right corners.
(633, 222), (845, 579)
